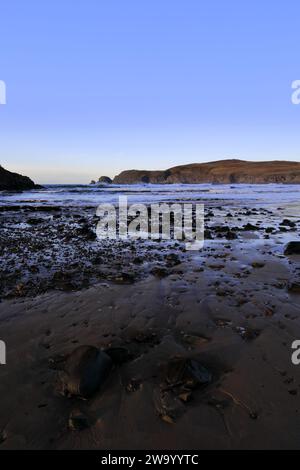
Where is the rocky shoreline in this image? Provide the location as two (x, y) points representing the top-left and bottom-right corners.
(1, 201), (300, 300)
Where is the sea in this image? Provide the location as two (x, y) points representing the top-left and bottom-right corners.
(0, 183), (300, 208)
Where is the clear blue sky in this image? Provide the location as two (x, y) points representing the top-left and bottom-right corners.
(0, 0), (300, 183)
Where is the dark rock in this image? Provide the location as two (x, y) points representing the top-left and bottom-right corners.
(98, 176), (112, 184)
(284, 242), (300, 255)
(280, 219), (296, 228)
(58, 345), (112, 398)
(243, 223), (259, 231)
(0, 165), (41, 191)
(166, 357), (212, 390)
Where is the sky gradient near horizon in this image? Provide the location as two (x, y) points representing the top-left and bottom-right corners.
(0, 0), (300, 183)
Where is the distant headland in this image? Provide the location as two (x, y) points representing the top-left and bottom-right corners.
(111, 159), (300, 184)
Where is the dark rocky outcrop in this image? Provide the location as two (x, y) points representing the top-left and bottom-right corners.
(113, 159), (300, 184)
(284, 242), (300, 255)
(98, 176), (112, 184)
(0, 165), (40, 191)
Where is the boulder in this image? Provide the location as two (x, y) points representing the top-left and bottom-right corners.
(284, 242), (300, 255)
(58, 345), (112, 398)
(98, 176), (112, 184)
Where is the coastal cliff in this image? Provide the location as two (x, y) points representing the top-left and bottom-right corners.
(113, 159), (300, 184)
(0, 165), (40, 191)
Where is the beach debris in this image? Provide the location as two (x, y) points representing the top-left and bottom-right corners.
(284, 242), (300, 255)
(58, 345), (112, 398)
(153, 388), (185, 424)
(165, 357), (212, 390)
(219, 388), (258, 420)
(235, 326), (260, 341)
(207, 394), (232, 436)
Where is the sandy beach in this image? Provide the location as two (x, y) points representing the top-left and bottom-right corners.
(1, 192), (300, 450)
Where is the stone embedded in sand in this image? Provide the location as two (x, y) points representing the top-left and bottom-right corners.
(280, 219), (296, 228)
(166, 357), (212, 390)
(58, 345), (112, 398)
(243, 223), (259, 231)
(284, 242), (300, 255)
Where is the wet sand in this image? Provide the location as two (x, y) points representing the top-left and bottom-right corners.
(0, 201), (300, 449)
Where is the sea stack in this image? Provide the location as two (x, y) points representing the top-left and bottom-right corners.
(98, 176), (112, 184)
